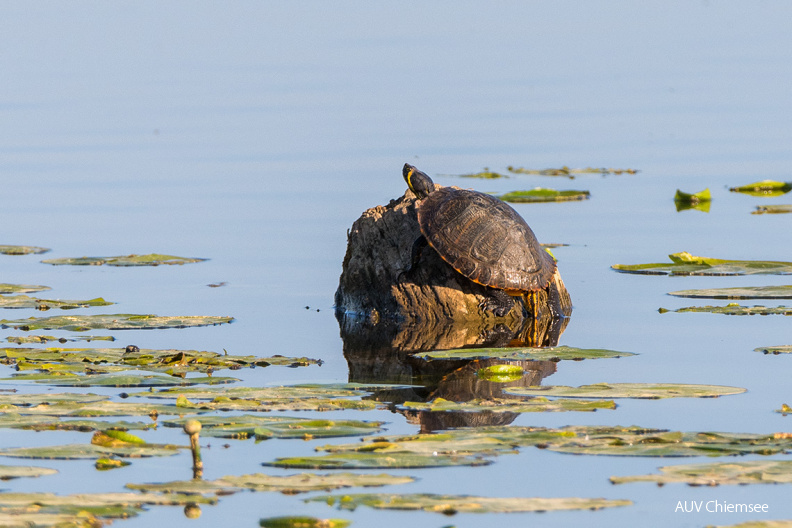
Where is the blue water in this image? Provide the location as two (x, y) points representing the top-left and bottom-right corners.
(2, 2), (792, 527)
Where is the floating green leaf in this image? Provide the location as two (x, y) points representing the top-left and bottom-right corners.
(668, 285), (792, 299)
(757, 346), (792, 355)
(477, 364), (524, 382)
(611, 459), (792, 485)
(754, 204), (792, 214)
(400, 397), (616, 413)
(309, 493), (631, 513)
(0, 314), (234, 331)
(506, 383), (746, 399)
(0, 392), (108, 405)
(0, 295), (113, 310)
(660, 304), (792, 316)
(128, 472), (413, 495)
(0, 399), (198, 418)
(0, 413), (152, 433)
(613, 252), (792, 276)
(0, 283), (51, 294)
(413, 345), (635, 361)
(0, 464), (58, 480)
(0, 245), (50, 255)
(0, 512), (100, 527)
(674, 188), (711, 212)
(729, 180), (792, 197)
(41, 253), (207, 266)
(0, 443), (181, 460)
(95, 458), (131, 470)
(260, 517), (351, 528)
(162, 415), (383, 439)
(498, 188), (590, 203)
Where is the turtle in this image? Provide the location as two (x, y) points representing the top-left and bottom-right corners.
(402, 163), (561, 317)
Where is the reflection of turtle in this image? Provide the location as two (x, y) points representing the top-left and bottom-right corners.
(403, 163), (561, 317)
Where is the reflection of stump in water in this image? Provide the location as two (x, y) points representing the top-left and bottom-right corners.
(335, 183), (572, 432)
(335, 189), (571, 348)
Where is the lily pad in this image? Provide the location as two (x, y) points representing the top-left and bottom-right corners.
(0, 443), (181, 460)
(613, 252), (792, 276)
(0, 346), (319, 375)
(0, 413), (152, 432)
(0, 491), (214, 519)
(754, 204), (792, 214)
(162, 415), (383, 439)
(675, 188), (711, 204)
(0, 392), (109, 405)
(0, 512), (102, 527)
(41, 253), (207, 266)
(0, 464), (58, 480)
(0, 313), (234, 331)
(413, 345), (635, 361)
(660, 304), (792, 316)
(400, 397), (616, 413)
(506, 383), (746, 399)
(729, 180), (792, 197)
(0, 399), (199, 418)
(0, 283), (51, 294)
(459, 169), (509, 179)
(4, 372), (239, 387)
(668, 285), (792, 299)
(264, 452), (492, 469)
(498, 188), (590, 203)
(0, 295), (113, 310)
(477, 364), (525, 382)
(260, 518), (350, 528)
(5, 334), (115, 344)
(309, 493), (632, 513)
(0, 245), (50, 255)
(611, 460), (792, 486)
(128, 472), (414, 495)
(757, 346), (792, 355)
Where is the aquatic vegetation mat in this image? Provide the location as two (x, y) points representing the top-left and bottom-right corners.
(610, 460), (792, 486)
(0, 245), (50, 255)
(0, 295), (113, 310)
(506, 383), (746, 399)
(128, 472), (413, 495)
(729, 180), (792, 197)
(660, 304), (792, 316)
(265, 452), (493, 469)
(0, 413), (153, 432)
(754, 205), (792, 214)
(260, 518), (350, 528)
(0, 442), (181, 460)
(399, 397), (616, 413)
(497, 188), (590, 203)
(0, 283), (51, 294)
(506, 166), (638, 177)
(291, 426), (792, 462)
(612, 252), (792, 276)
(0, 464), (58, 479)
(0, 398), (200, 417)
(0, 314), (234, 331)
(668, 285), (792, 299)
(162, 415), (383, 439)
(412, 345), (635, 361)
(458, 169), (509, 179)
(41, 253), (207, 266)
(5, 334), (115, 344)
(756, 346), (792, 355)
(308, 493), (632, 513)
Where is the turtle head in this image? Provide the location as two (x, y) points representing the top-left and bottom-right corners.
(403, 163), (435, 199)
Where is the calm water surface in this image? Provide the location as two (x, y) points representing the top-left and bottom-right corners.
(2, 2), (792, 527)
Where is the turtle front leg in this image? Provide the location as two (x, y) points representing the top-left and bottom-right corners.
(479, 289), (515, 317)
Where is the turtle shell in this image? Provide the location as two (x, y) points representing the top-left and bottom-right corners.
(417, 187), (556, 293)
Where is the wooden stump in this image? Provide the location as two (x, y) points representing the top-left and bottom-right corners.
(335, 187), (572, 348)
